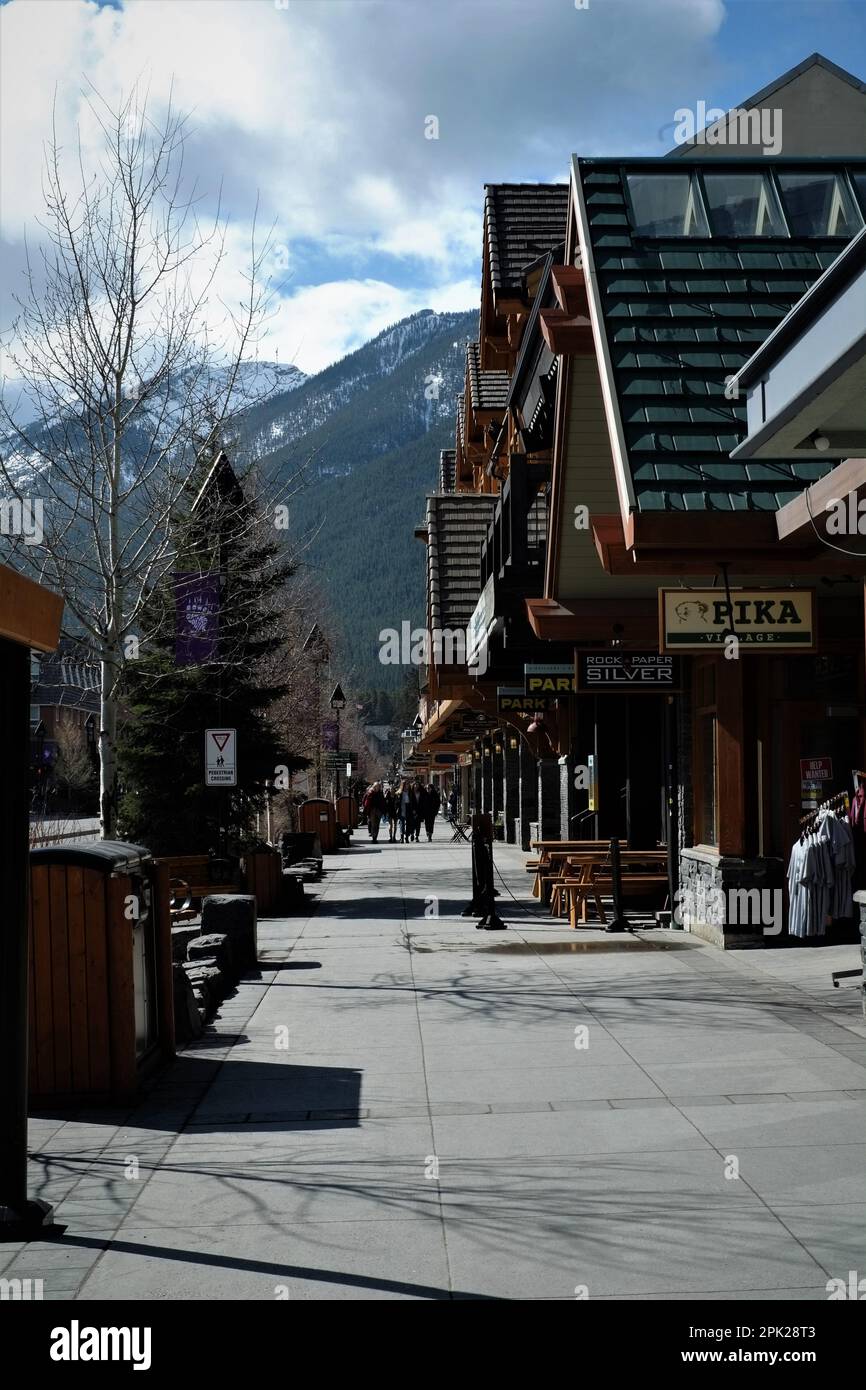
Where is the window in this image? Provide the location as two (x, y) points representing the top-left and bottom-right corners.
(693, 659), (718, 847)
(702, 173), (786, 237)
(626, 173), (709, 238)
(777, 173), (862, 237)
(848, 171), (866, 218)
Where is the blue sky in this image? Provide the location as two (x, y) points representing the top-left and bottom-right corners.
(2, 0), (865, 373)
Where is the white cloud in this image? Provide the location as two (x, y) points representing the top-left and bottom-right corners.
(0, 0), (732, 371)
(265, 277), (478, 375)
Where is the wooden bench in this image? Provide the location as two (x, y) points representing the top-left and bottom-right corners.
(154, 854), (240, 919)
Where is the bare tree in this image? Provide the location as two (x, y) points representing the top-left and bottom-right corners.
(1, 85), (282, 836)
(53, 715), (96, 808)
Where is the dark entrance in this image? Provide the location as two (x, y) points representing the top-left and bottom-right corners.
(590, 693), (667, 848)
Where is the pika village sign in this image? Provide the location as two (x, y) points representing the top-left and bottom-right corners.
(659, 589), (816, 653)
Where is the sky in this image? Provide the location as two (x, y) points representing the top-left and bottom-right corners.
(2, 0), (866, 376)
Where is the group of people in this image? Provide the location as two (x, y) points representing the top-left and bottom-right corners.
(362, 779), (442, 844)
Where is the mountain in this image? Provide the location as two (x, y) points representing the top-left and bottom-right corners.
(1, 310), (477, 694)
(241, 308), (478, 690)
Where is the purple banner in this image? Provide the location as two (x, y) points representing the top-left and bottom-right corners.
(321, 719), (339, 751)
(174, 573), (220, 666)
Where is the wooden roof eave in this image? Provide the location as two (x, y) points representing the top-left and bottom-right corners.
(0, 564), (64, 652)
(593, 513), (863, 575)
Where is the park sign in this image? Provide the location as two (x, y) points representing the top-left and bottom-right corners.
(205, 728), (236, 786)
(498, 686), (558, 713)
(523, 664), (576, 697)
(576, 652), (682, 693)
(659, 589), (816, 653)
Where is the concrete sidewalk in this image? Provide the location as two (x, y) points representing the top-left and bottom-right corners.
(4, 833), (865, 1300)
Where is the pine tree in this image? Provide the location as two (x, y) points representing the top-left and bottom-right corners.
(118, 449), (305, 855)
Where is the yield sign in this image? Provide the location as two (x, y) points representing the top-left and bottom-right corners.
(206, 728), (237, 786)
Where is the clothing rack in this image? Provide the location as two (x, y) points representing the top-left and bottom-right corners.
(799, 789), (851, 829)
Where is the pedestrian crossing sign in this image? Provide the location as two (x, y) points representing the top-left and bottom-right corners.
(206, 728), (237, 786)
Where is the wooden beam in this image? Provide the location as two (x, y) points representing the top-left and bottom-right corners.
(0, 564), (63, 652)
(601, 542), (863, 576)
(539, 309), (594, 355)
(629, 512), (779, 549)
(776, 457), (866, 542)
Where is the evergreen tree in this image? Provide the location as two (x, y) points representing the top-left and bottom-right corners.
(118, 449), (305, 855)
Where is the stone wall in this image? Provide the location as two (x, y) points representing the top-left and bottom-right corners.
(679, 847), (785, 948)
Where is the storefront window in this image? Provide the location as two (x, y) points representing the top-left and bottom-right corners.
(694, 660), (718, 847)
(698, 713), (717, 846)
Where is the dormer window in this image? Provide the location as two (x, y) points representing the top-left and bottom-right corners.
(626, 173), (709, 237)
(701, 173), (786, 237)
(777, 172), (863, 237)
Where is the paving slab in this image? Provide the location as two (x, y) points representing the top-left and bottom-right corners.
(15, 836), (865, 1301)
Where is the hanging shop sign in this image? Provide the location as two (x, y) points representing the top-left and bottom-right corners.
(467, 575), (496, 668)
(659, 589), (816, 653)
(523, 664), (576, 696)
(576, 652), (682, 692)
(432, 753), (459, 765)
(498, 685), (558, 713)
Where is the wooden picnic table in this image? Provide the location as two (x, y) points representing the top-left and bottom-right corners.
(554, 851), (669, 927)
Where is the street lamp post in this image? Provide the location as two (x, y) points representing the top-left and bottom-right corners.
(330, 683), (346, 800)
(303, 624), (329, 798)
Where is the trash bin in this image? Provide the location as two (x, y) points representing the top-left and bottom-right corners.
(335, 794), (358, 832)
(298, 798), (338, 853)
(28, 841), (174, 1106)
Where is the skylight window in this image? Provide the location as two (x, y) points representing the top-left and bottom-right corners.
(626, 174), (709, 238)
(777, 173), (863, 236)
(701, 173), (786, 237)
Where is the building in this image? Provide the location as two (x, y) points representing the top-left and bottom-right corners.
(414, 54), (866, 944)
(30, 637), (100, 781)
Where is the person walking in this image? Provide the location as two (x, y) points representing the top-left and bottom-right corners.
(398, 778), (412, 843)
(410, 780), (424, 842)
(422, 782), (441, 841)
(366, 781), (386, 843)
(383, 784), (397, 842)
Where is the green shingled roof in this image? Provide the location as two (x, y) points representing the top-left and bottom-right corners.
(577, 158), (866, 512)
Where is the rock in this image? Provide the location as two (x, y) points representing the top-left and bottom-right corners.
(200, 894), (257, 970)
(187, 933), (235, 977)
(171, 923), (203, 962)
(184, 962), (225, 1008)
(173, 962), (203, 1041)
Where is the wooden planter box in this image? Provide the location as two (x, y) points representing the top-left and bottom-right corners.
(243, 849), (282, 914)
(298, 799), (338, 853)
(28, 843), (174, 1107)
